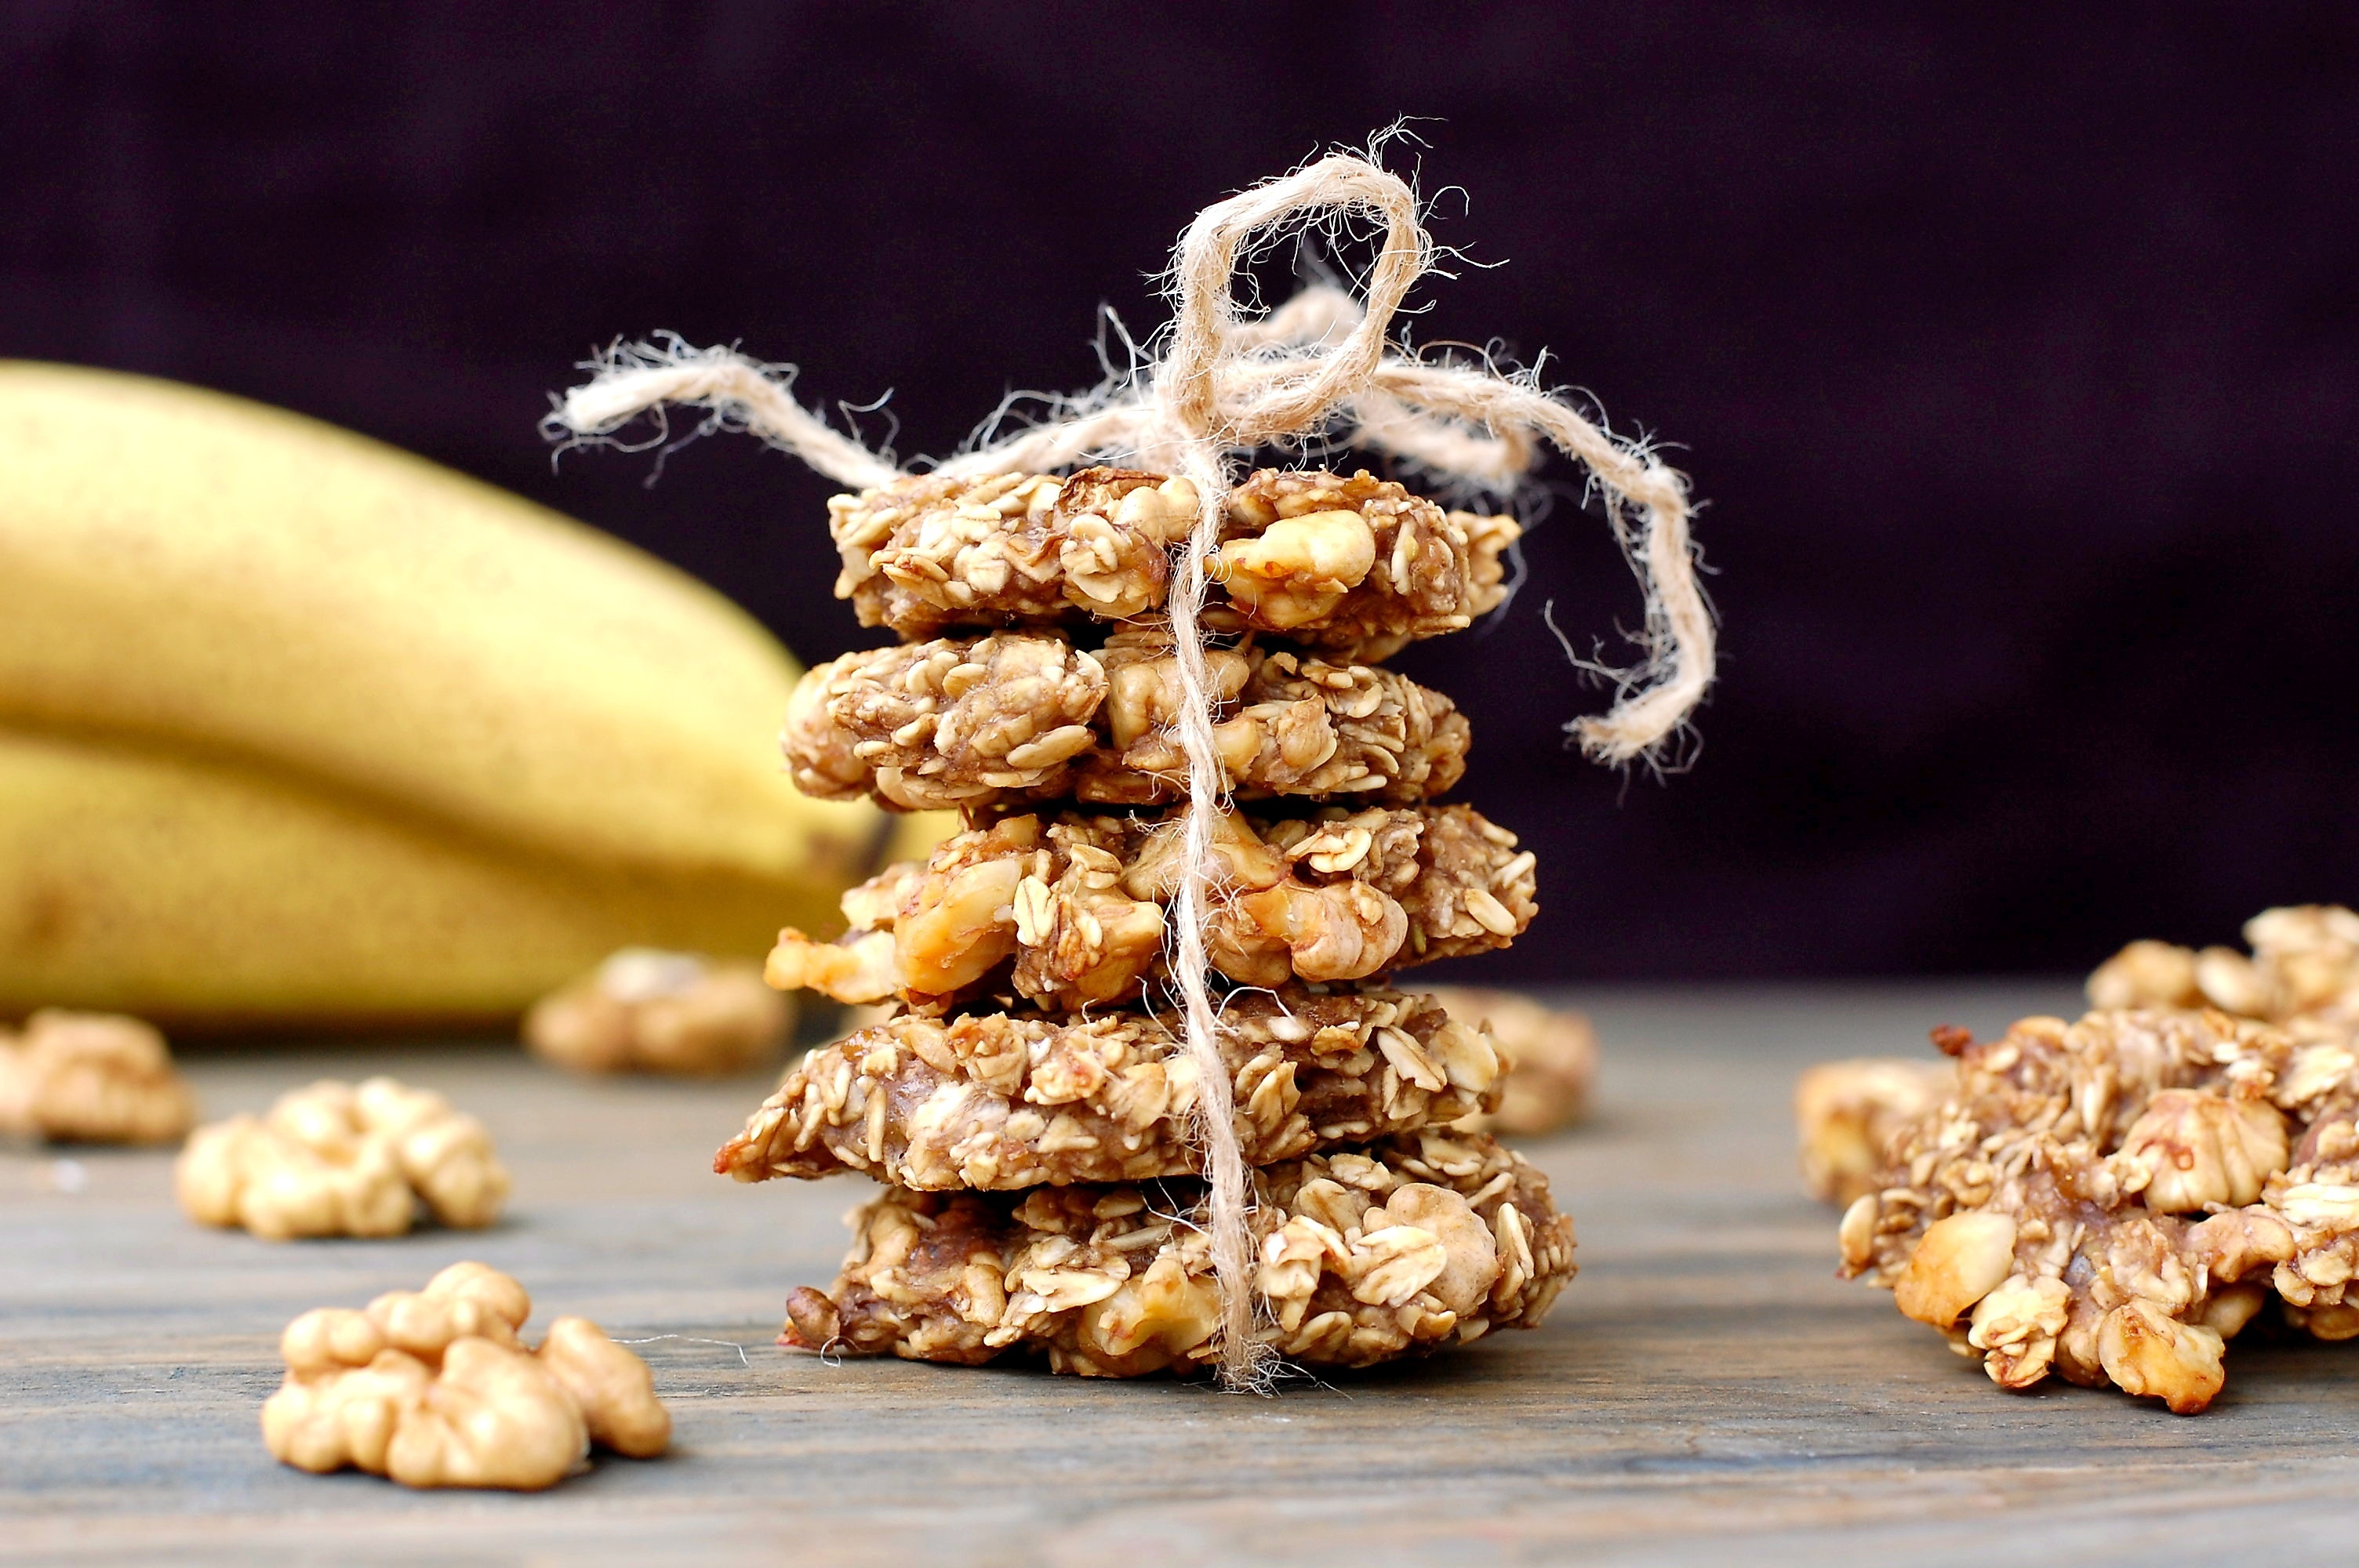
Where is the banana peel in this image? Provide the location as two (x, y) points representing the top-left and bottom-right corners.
(0, 362), (880, 1025)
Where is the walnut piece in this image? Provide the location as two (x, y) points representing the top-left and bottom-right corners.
(716, 988), (1505, 1189)
(766, 804), (1536, 1014)
(2118, 1087), (2288, 1212)
(1794, 1056), (1952, 1204)
(1836, 1007), (2359, 1413)
(176, 1077), (509, 1240)
(1209, 507), (1378, 630)
(827, 466), (1518, 655)
(263, 1261), (668, 1489)
(1892, 1211), (2018, 1327)
(1427, 987), (1598, 1138)
(2095, 1298), (2225, 1415)
(781, 626), (1470, 812)
(778, 1130), (1573, 1376)
(0, 1010), (195, 1145)
(1966, 1273), (2071, 1389)
(524, 949), (791, 1076)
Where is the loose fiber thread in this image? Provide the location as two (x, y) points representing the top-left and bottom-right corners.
(550, 147), (1717, 1392)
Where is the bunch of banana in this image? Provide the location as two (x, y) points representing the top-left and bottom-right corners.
(0, 361), (895, 1026)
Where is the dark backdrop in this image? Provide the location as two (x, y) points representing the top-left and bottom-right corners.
(10, 2), (2357, 980)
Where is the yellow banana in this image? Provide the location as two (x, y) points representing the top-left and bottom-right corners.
(0, 729), (855, 1023)
(881, 810), (961, 869)
(0, 362), (878, 1023)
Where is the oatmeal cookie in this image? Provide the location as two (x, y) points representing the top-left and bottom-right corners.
(1795, 1056), (1952, 1205)
(717, 987), (1503, 1189)
(827, 466), (1518, 653)
(2088, 905), (2359, 1040)
(1430, 987), (1598, 1138)
(766, 804), (1536, 1014)
(1840, 1007), (2359, 1412)
(782, 626), (1469, 811)
(778, 1128), (1574, 1376)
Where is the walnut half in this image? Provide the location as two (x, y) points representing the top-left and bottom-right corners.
(262, 1261), (669, 1490)
(525, 949), (791, 1076)
(176, 1077), (508, 1240)
(0, 1010), (196, 1145)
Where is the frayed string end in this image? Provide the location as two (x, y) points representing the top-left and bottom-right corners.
(546, 336), (899, 492)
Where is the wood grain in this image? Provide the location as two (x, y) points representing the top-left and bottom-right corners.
(9, 982), (2357, 1565)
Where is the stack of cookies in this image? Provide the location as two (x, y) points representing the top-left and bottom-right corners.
(716, 465), (1577, 1377)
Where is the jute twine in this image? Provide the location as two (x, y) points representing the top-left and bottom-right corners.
(551, 151), (1716, 1392)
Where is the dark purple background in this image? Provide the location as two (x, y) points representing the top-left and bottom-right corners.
(10, 2), (2357, 979)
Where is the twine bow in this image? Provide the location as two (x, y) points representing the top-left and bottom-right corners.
(551, 150), (1716, 1392)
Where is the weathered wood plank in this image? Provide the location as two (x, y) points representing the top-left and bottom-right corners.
(9, 983), (2357, 1565)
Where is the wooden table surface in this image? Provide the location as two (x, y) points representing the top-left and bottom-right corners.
(10, 982), (2358, 1566)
